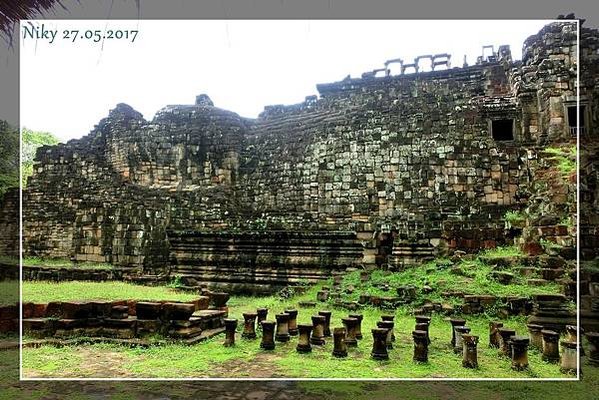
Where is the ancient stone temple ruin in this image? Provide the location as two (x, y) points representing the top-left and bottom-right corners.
(14, 20), (597, 294)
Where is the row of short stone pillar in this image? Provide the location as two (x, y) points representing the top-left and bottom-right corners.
(221, 308), (434, 362)
(487, 321), (592, 373)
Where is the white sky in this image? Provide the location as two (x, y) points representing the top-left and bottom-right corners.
(20, 20), (551, 142)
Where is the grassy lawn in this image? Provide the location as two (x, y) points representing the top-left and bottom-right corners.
(22, 281), (199, 303)
(0, 280), (18, 305)
(22, 283), (569, 379)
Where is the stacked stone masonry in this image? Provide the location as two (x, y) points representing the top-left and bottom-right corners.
(13, 21), (597, 292)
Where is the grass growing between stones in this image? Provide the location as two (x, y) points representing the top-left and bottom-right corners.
(332, 247), (564, 306)
(22, 281), (199, 303)
(22, 256), (115, 270)
(21, 283), (568, 379)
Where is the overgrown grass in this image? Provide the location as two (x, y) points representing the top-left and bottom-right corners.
(0, 280), (18, 305)
(504, 210), (525, 225)
(544, 145), (577, 177)
(22, 281), (199, 303)
(328, 247), (562, 307)
(22, 256), (115, 270)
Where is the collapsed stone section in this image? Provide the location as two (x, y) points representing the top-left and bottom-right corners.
(19, 21), (591, 291)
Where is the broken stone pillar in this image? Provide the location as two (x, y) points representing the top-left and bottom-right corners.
(296, 324), (313, 353)
(382, 315), (396, 341)
(454, 326), (471, 354)
(527, 323), (544, 350)
(586, 332), (599, 366)
(462, 334), (479, 368)
(317, 290), (329, 302)
(318, 310), (332, 337)
(560, 340), (578, 374)
(223, 318), (237, 347)
(241, 312), (257, 339)
(450, 318), (466, 347)
(260, 321), (276, 350)
(371, 328), (390, 360)
(413, 329), (428, 362)
(285, 309), (299, 336)
(541, 329), (560, 363)
(498, 327), (516, 357)
(275, 313), (291, 342)
(349, 313), (363, 339)
(256, 308), (268, 328)
(332, 327), (348, 358)
(342, 317), (359, 347)
(489, 321), (503, 348)
(377, 320), (394, 349)
(510, 335), (530, 371)
(310, 315), (326, 345)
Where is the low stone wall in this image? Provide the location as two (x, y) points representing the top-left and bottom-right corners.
(169, 230), (364, 294)
(0, 262), (18, 280)
(0, 304), (17, 333)
(22, 294), (229, 343)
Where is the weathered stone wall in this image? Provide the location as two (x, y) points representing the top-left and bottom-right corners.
(21, 21), (587, 286)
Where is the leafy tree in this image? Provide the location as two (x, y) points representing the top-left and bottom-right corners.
(0, 120), (19, 196)
(21, 127), (60, 187)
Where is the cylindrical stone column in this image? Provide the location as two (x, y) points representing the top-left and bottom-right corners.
(586, 332), (599, 366)
(332, 327), (348, 358)
(527, 323), (543, 350)
(223, 318), (237, 347)
(498, 327), (516, 357)
(541, 329), (560, 363)
(382, 314), (396, 341)
(275, 313), (290, 343)
(257, 308), (268, 328)
(462, 334), (478, 368)
(560, 340), (578, 374)
(489, 321), (503, 348)
(450, 318), (466, 347)
(318, 310), (332, 337)
(311, 315), (326, 345)
(453, 326), (471, 354)
(296, 323), (313, 353)
(413, 329), (428, 362)
(377, 320), (394, 349)
(348, 313), (363, 339)
(260, 320), (276, 350)
(241, 312), (257, 339)
(510, 335), (530, 371)
(416, 322), (431, 345)
(285, 309), (299, 336)
(371, 328), (390, 360)
(342, 317), (359, 347)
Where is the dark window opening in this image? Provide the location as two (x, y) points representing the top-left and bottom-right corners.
(568, 105), (586, 135)
(492, 119), (514, 141)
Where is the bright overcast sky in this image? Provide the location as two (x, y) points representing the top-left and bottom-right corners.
(20, 20), (551, 142)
